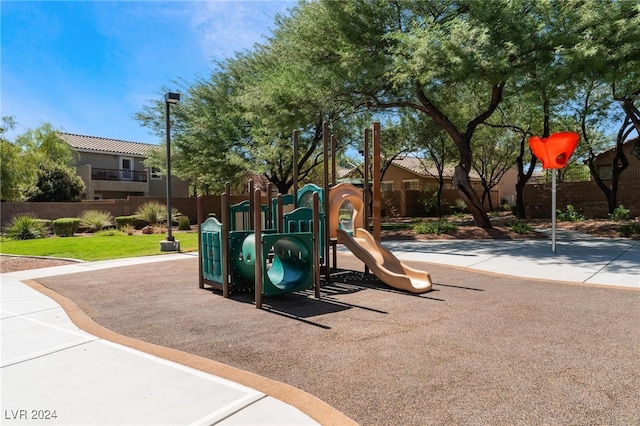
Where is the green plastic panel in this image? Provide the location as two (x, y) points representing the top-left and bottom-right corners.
(296, 183), (323, 208)
(261, 232), (314, 296)
(228, 231), (257, 287)
(201, 217), (224, 283)
(283, 207), (324, 264)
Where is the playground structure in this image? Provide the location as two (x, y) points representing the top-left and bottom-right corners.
(198, 122), (432, 308)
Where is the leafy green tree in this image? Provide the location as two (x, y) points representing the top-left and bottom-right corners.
(271, 0), (569, 228)
(471, 126), (519, 211)
(24, 163), (85, 202)
(136, 75), (249, 195)
(393, 112), (457, 215)
(1, 116), (23, 201)
(16, 122), (77, 166)
(1, 120), (78, 201)
(18, 123), (78, 188)
(562, 0), (640, 212)
(226, 32), (367, 194)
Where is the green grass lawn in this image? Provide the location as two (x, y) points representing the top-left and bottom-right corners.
(0, 232), (199, 261)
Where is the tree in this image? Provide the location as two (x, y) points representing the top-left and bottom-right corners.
(24, 163), (85, 202)
(394, 112), (457, 215)
(1, 116), (23, 201)
(270, 0), (570, 228)
(136, 49), (359, 195)
(135, 76), (249, 195)
(0, 121), (78, 201)
(563, 0), (640, 212)
(578, 83), (634, 214)
(227, 32), (366, 194)
(16, 122), (77, 166)
(471, 126), (519, 211)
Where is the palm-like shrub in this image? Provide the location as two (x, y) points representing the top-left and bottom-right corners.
(135, 202), (165, 225)
(5, 214), (47, 240)
(79, 210), (114, 232)
(135, 202), (181, 225)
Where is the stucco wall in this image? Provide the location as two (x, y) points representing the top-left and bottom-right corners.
(592, 140), (640, 179)
(524, 180), (640, 219)
(1, 195), (254, 227)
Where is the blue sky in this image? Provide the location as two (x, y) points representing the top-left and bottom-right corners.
(1, 0), (295, 143)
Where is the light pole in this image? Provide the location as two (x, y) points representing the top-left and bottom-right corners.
(160, 92), (180, 252)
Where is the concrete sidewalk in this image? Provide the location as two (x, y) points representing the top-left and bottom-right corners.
(1, 253), (324, 426)
(374, 229), (639, 289)
(1, 231), (638, 425)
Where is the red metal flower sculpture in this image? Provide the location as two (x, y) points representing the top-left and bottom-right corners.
(528, 132), (579, 169)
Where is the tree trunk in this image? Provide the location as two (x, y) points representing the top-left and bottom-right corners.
(515, 180), (526, 219)
(631, 138), (640, 161)
(436, 176), (444, 216)
(453, 165), (491, 228)
(275, 180), (290, 195)
(514, 133), (536, 219)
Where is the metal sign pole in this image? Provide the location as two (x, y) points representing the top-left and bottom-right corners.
(552, 169), (557, 254)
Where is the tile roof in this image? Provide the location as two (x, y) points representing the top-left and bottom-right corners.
(392, 157), (482, 179)
(57, 133), (159, 157)
(594, 137), (638, 158)
(338, 157), (481, 180)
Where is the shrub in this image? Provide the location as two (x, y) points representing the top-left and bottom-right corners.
(135, 202), (165, 225)
(34, 219), (52, 233)
(556, 204), (586, 222)
(135, 202), (182, 226)
(450, 199), (468, 214)
(418, 188), (439, 216)
(609, 205), (630, 222)
(24, 163), (85, 202)
(120, 224), (136, 235)
(79, 210), (113, 232)
(53, 218), (80, 237)
(115, 215), (135, 230)
(141, 225), (164, 234)
(5, 214), (47, 240)
(619, 222), (640, 238)
(507, 221), (533, 234)
(413, 219), (458, 235)
(115, 215), (146, 230)
(178, 215), (191, 231)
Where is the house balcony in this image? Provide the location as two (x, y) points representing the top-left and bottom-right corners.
(77, 166), (150, 198)
(91, 167), (148, 182)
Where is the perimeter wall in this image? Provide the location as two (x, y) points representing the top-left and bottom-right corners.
(0, 196), (242, 227)
(524, 181), (640, 219)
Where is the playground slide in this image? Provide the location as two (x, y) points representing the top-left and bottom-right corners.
(338, 228), (432, 294)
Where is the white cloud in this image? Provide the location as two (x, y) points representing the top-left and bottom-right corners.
(186, 1), (294, 61)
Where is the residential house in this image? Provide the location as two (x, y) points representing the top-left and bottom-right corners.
(591, 137), (640, 181)
(341, 157), (510, 216)
(57, 133), (189, 200)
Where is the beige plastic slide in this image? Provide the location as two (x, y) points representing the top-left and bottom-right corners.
(338, 228), (433, 294)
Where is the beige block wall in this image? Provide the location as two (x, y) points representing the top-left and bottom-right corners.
(524, 180), (640, 219)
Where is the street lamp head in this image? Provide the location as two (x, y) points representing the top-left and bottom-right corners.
(165, 92), (180, 104)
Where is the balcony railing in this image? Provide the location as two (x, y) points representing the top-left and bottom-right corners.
(91, 168), (148, 182)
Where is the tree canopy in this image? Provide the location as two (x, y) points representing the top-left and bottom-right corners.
(136, 0), (639, 226)
(1, 120), (80, 201)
